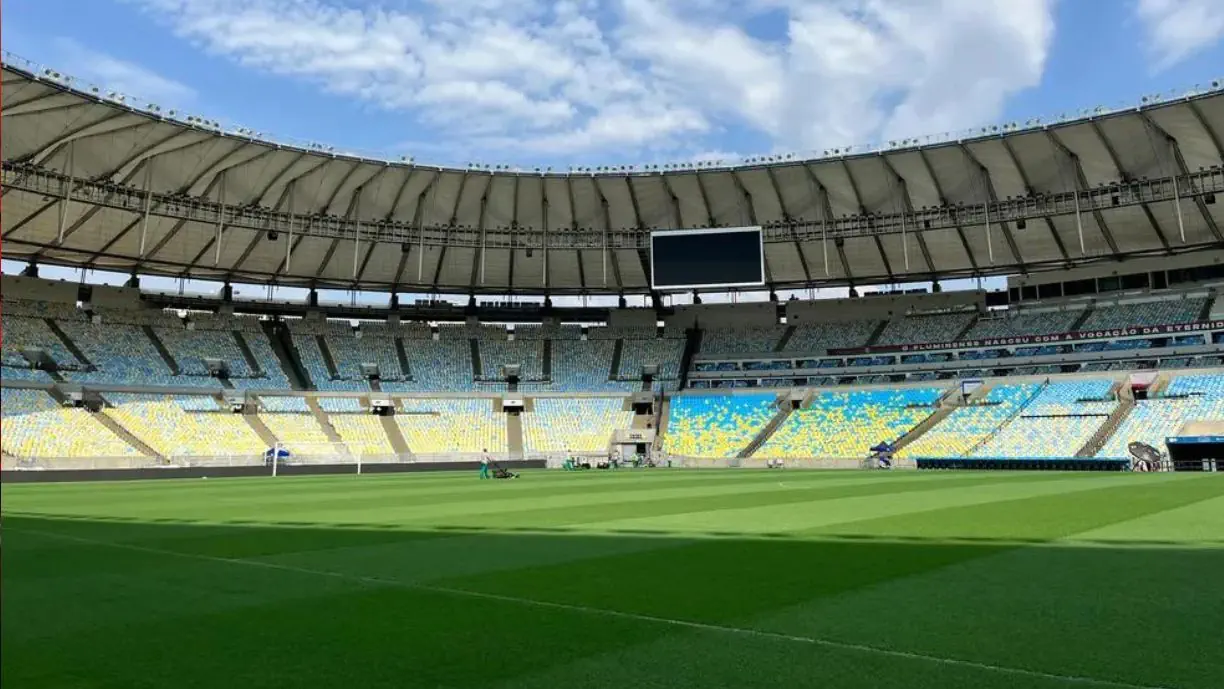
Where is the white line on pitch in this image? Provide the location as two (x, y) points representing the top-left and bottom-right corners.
(11, 527), (1177, 689)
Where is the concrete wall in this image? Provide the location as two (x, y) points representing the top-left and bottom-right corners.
(785, 290), (984, 324)
(1, 274), (78, 303)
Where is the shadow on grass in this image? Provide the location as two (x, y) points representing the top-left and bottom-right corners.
(3, 512), (1222, 689)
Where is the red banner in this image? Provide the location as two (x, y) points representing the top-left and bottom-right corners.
(827, 320), (1224, 356)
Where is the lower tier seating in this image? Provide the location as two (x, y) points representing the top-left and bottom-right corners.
(758, 388), (944, 459)
(103, 394), (264, 458)
(329, 414), (396, 456)
(523, 398), (633, 452)
(898, 384), (1041, 459)
(2, 388), (138, 459)
(663, 393), (778, 458)
(396, 398), (507, 453)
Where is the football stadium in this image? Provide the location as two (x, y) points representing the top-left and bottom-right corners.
(3, 22), (1224, 689)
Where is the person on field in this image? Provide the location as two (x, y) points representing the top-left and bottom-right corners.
(479, 450), (491, 479)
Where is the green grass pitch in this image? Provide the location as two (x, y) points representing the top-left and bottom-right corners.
(3, 470), (1222, 689)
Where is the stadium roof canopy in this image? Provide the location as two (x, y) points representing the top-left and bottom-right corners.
(3, 61), (1224, 296)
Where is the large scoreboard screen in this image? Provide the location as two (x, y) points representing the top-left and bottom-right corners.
(650, 227), (765, 291)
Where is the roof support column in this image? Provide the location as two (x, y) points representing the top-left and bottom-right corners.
(541, 179), (549, 290)
(286, 181), (296, 274)
(57, 141), (76, 245)
(139, 161), (154, 257)
(352, 185), (363, 280)
(214, 170), (226, 266)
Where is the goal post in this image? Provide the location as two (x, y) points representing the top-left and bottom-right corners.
(271, 441), (364, 476)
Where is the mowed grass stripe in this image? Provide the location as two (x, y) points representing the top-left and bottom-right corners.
(0, 470), (1042, 520)
(398, 473), (1090, 531)
(580, 473), (1156, 535)
(803, 474), (1224, 541)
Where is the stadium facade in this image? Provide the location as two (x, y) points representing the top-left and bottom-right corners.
(3, 59), (1224, 478)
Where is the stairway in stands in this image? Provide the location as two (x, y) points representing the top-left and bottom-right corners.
(739, 396), (793, 458)
(261, 321), (311, 390)
(232, 332), (264, 375)
(45, 319), (92, 369)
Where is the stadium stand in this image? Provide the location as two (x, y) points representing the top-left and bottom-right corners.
(550, 340), (636, 392)
(961, 309), (1083, 340)
(329, 413), (396, 457)
(2, 310), (79, 368)
(396, 398), (507, 453)
(875, 312), (977, 346)
(971, 380), (1117, 458)
(523, 398), (633, 452)
(663, 393), (778, 458)
(1096, 373), (1224, 459)
(102, 393), (263, 459)
(898, 384), (1042, 459)
(784, 321), (880, 353)
(481, 339), (545, 379)
(758, 387), (944, 459)
(700, 327), (786, 355)
(1079, 298), (1206, 330)
(618, 335), (685, 381)
(2, 388), (139, 459)
(384, 339), (481, 392)
(259, 410), (333, 454)
(58, 317), (182, 386)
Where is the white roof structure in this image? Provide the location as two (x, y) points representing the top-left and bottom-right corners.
(3, 61), (1224, 295)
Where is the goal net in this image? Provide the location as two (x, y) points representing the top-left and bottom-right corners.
(271, 441), (365, 475)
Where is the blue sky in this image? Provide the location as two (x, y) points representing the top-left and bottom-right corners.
(5, 0), (1224, 170)
(3, 0), (1224, 304)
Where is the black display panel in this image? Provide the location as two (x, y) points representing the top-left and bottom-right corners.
(650, 227), (764, 290)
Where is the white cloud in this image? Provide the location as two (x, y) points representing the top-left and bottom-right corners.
(49, 38), (197, 106)
(1135, 0), (1224, 70)
(125, 0), (1055, 159)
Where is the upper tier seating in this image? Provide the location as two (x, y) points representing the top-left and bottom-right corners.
(58, 318), (183, 386)
(514, 324), (581, 340)
(588, 326), (657, 340)
(1079, 298), (1206, 330)
(289, 320), (386, 391)
(396, 398), (507, 453)
(550, 340), (636, 392)
(155, 324), (255, 377)
(481, 339), (545, 379)
(961, 309), (1083, 340)
(389, 339), (477, 392)
(784, 320), (880, 353)
(523, 398), (633, 452)
(898, 384), (1042, 459)
(618, 336), (685, 381)
(875, 312), (977, 346)
(700, 327), (786, 356)
(103, 393), (265, 459)
(2, 388), (139, 459)
(333, 332), (407, 382)
(758, 387), (944, 459)
(1, 313), (79, 368)
(663, 393), (777, 458)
